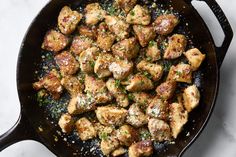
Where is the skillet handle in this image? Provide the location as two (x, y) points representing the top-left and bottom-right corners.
(0, 113), (39, 151)
(189, 0), (233, 68)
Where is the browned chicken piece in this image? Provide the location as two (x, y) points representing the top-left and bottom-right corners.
(41, 30), (69, 52)
(126, 74), (154, 92)
(78, 25), (97, 40)
(112, 147), (127, 157)
(117, 124), (138, 146)
(137, 60), (163, 81)
(112, 37), (139, 60)
(94, 122), (114, 139)
(155, 81), (176, 100)
(183, 85), (200, 112)
(167, 63), (192, 83)
(97, 22), (116, 51)
(138, 127), (152, 141)
(146, 40), (161, 62)
(128, 140), (153, 157)
(96, 106), (128, 126)
(70, 35), (94, 55)
(126, 5), (151, 25)
(109, 59), (133, 80)
(79, 47), (100, 74)
(67, 93), (96, 115)
(153, 14), (179, 35)
(58, 6), (82, 35)
(55, 51), (79, 75)
(61, 75), (84, 97)
(184, 48), (206, 71)
(164, 34), (187, 59)
(169, 102), (188, 138)
(114, 0), (137, 13)
(105, 15), (130, 40)
(148, 118), (171, 142)
(106, 78), (129, 107)
(146, 97), (168, 120)
(94, 53), (114, 78)
(75, 117), (97, 141)
(131, 92), (152, 107)
(58, 113), (74, 133)
(85, 3), (106, 25)
(84, 75), (112, 103)
(126, 103), (148, 127)
(133, 25), (156, 47)
(33, 69), (63, 99)
(101, 135), (120, 156)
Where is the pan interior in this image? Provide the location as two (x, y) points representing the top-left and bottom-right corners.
(17, 0), (218, 156)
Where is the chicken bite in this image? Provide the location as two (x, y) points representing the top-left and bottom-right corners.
(55, 51), (79, 75)
(94, 53), (114, 78)
(126, 74), (154, 92)
(79, 47), (100, 74)
(126, 103), (148, 127)
(67, 93), (96, 115)
(58, 6), (82, 35)
(33, 69), (63, 99)
(133, 25), (156, 47)
(164, 34), (187, 59)
(169, 102), (188, 138)
(109, 59), (133, 80)
(97, 22), (116, 51)
(85, 3), (106, 25)
(112, 37), (139, 60)
(131, 92), (152, 107)
(148, 118), (171, 142)
(96, 106), (128, 126)
(128, 140), (153, 157)
(70, 35), (94, 55)
(146, 40), (161, 62)
(78, 25), (97, 40)
(117, 124), (138, 146)
(105, 15), (130, 40)
(183, 85), (200, 112)
(106, 78), (129, 107)
(115, 0), (137, 13)
(58, 113), (74, 133)
(61, 75), (84, 97)
(137, 60), (163, 81)
(84, 75), (112, 103)
(76, 117), (97, 141)
(155, 81), (176, 100)
(101, 135), (120, 156)
(41, 30), (69, 52)
(184, 48), (206, 71)
(112, 147), (127, 157)
(153, 14), (179, 35)
(146, 97), (168, 120)
(126, 5), (151, 25)
(167, 63), (192, 83)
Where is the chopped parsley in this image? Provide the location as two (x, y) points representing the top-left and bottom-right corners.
(130, 10), (135, 16)
(115, 79), (121, 88)
(99, 132), (108, 140)
(89, 61), (95, 68)
(128, 93), (134, 101)
(149, 40), (156, 47)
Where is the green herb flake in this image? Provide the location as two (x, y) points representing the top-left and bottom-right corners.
(115, 79), (121, 88)
(128, 93), (134, 101)
(130, 10), (135, 16)
(149, 40), (156, 47)
(89, 61), (95, 68)
(99, 132), (108, 140)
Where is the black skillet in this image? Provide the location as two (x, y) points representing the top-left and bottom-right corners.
(0, 0), (233, 156)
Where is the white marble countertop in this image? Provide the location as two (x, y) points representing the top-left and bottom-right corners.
(0, 0), (235, 156)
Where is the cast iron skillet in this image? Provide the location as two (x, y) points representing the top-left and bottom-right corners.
(0, 0), (233, 156)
